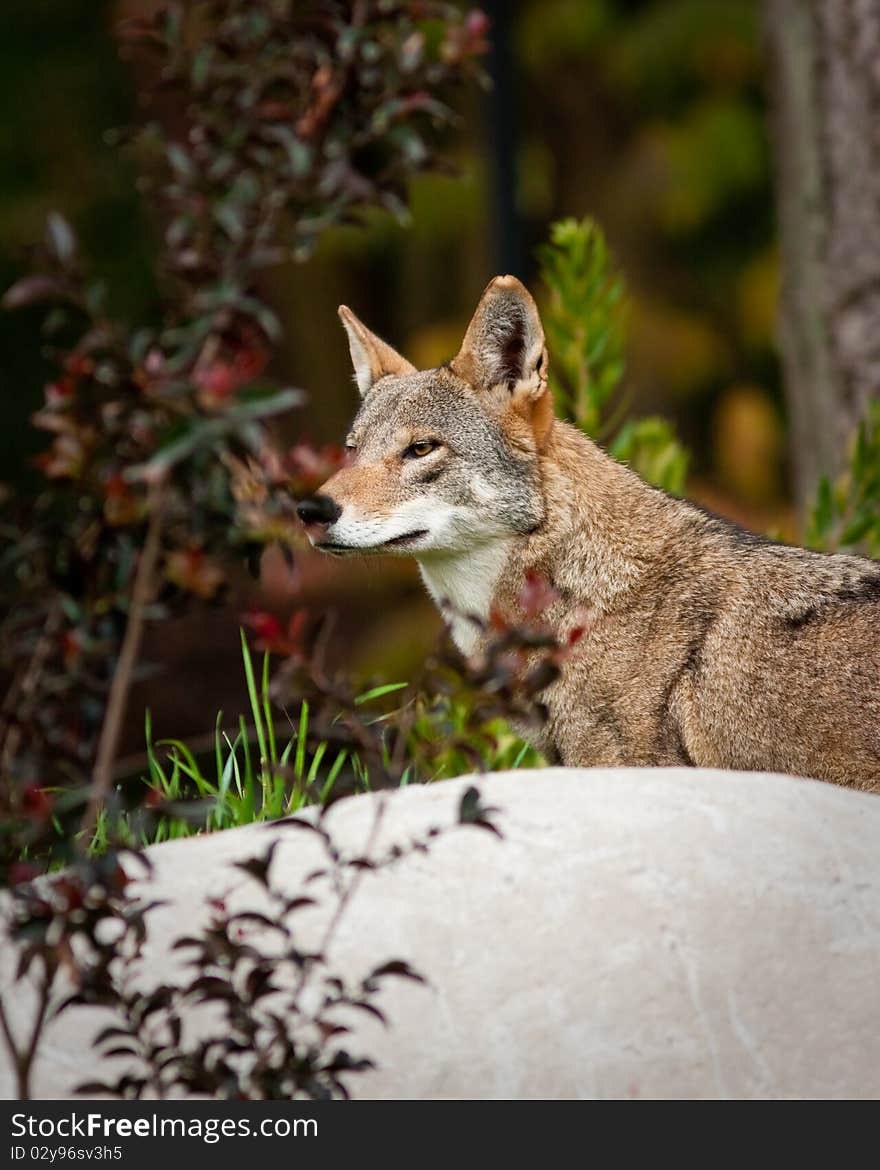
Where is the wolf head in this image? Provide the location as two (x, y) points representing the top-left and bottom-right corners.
(297, 276), (552, 561)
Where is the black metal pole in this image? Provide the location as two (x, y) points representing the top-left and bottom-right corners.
(484, 0), (523, 278)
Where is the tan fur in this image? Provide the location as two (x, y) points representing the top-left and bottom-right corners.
(304, 278), (880, 791)
(493, 424), (880, 790)
(338, 305), (415, 395)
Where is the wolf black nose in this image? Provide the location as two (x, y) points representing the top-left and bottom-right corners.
(296, 494), (341, 526)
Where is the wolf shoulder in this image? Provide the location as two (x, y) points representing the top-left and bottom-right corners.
(694, 506), (880, 634)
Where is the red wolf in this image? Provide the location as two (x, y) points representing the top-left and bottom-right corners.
(297, 276), (880, 790)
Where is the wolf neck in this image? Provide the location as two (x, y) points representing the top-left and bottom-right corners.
(417, 424), (674, 654)
(515, 420), (667, 611)
(417, 541), (513, 655)
(490, 422), (677, 638)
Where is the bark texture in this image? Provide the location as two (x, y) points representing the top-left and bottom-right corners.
(767, 0), (880, 504)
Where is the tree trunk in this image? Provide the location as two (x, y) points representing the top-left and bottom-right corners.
(766, 0), (880, 507)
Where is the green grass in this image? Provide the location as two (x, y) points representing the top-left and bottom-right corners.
(90, 634), (352, 852)
(89, 632), (541, 854)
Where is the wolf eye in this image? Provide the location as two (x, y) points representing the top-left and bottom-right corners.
(405, 439), (438, 459)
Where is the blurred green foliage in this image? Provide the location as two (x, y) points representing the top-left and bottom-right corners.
(540, 217), (689, 494)
(807, 402), (880, 558)
(515, 0), (776, 499)
(611, 415), (689, 495)
(2, 0), (778, 504)
(539, 218), (625, 436)
(0, 0), (155, 488)
(602, 0), (758, 103)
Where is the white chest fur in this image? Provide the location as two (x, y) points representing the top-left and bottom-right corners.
(417, 540), (512, 655)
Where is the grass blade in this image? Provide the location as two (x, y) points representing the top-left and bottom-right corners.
(511, 741), (532, 769)
(222, 731), (243, 799)
(240, 628), (268, 783)
(239, 713), (256, 821)
(294, 700), (308, 781)
(262, 651), (277, 766)
(214, 710), (224, 787)
(320, 749), (347, 802)
(354, 682), (408, 706)
(306, 740), (327, 786)
(145, 709), (169, 790)
(158, 738), (214, 797)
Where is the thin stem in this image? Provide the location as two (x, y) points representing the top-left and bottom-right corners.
(82, 478), (165, 841)
(321, 798), (385, 953)
(0, 963), (54, 1101)
(293, 796), (387, 1000)
(20, 972), (53, 1101)
(0, 995), (20, 1093)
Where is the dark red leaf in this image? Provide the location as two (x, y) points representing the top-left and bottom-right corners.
(2, 274), (69, 310)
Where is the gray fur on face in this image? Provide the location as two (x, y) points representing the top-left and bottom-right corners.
(348, 367), (545, 538)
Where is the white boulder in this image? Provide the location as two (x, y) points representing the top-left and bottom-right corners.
(2, 767), (879, 1099)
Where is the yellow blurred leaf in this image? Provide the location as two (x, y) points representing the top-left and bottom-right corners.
(713, 383), (784, 504)
(629, 294), (729, 396)
(407, 321), (463, 370)
(737, 248), (779, 350)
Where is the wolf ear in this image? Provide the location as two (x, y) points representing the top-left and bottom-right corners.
(451, 275), (553, 447)
(338, 305), (415, 397)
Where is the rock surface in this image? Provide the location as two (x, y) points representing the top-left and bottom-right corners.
(2, 767), (879, 1100)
